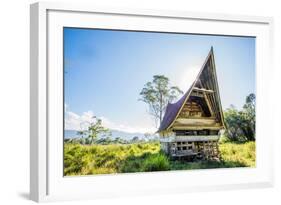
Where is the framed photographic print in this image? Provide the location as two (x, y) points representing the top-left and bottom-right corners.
(30, 2), (274, 202)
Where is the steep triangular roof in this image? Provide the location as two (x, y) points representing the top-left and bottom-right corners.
(158, 47), (225, 132)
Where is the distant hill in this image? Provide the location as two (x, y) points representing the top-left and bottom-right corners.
(64, 129), (158, 141)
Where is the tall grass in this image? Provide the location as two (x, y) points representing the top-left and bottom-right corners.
(64, 141), (255, 176)
(64, 142), (161, 175)
(219, 141), (255, 167)
(120, 152), (170, 173)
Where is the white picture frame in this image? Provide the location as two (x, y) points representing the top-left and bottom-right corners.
(30, 2), (274, 202)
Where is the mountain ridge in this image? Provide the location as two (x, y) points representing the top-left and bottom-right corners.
(64, 129), (158, 140)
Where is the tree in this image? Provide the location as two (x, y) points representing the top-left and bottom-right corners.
(76, 130), (86, 144)
(139, 75), (183, 127)
(87, 116), (111, 144)
(132, 136), (139, 143)
(77, 116), (111, 144)
(224, 93), (256, 142)
(243, 93), (255, 140)
(224, 106), (246, 142)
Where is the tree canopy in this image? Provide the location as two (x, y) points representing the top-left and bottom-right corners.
(224, 93), (255, 142)
(77, 116), (111, 144)
(139, 75), (183, 128)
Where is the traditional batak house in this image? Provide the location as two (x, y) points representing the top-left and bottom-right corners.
(158, 47), (225, 160)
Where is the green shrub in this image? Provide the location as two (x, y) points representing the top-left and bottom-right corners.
(119, 156), (143, 173)
(142, 153), (170, 171)
(219, 134), (230, 144)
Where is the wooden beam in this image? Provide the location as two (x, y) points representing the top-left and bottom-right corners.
(193, 87), (214, 93)
(172, 125), (223, 130)
(204, 92), (215, 116)
(175, 118), (216, 125)
(160, 135), (220, 142)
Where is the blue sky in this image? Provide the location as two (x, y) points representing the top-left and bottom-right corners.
(64, 28), (255, 133)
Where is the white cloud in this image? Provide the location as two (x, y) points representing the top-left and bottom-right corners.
(64, 105), (156, 134)
(65, 110), (92, 130)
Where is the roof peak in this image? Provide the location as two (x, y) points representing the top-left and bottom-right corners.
(158, 47), (224, 132)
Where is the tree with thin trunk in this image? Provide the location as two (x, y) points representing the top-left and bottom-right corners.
(77, 116), (111, 144)
(139, 75), (183, 128)
(87, 116), (110, 144)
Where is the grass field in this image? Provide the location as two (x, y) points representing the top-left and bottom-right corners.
(64, 141), (255, 176)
